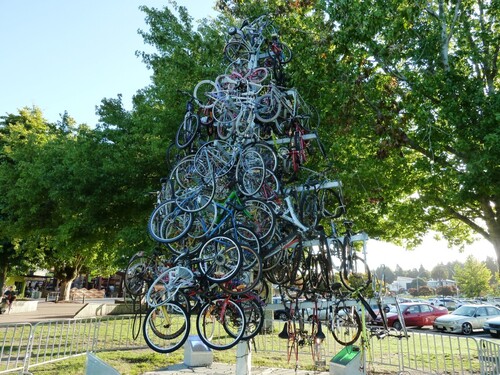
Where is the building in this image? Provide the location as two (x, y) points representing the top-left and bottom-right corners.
(389, 276), (414, 292)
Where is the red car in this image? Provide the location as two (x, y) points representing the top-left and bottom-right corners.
(376, 302), (448, 330)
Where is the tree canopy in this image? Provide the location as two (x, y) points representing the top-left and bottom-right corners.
(214, 0), (500, 270)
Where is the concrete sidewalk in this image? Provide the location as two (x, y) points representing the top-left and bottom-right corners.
(0, 298), (121, 324)
(143, 362), (329, 374)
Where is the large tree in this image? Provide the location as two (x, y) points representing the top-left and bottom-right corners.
(0, 108), (149, 300)
(215, 0), (500, 270)
(454, 255), (492, 297)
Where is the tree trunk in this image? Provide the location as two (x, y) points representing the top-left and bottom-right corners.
(53, 265), (79, 302)
(59, 278), (76, 301)
(0, 261), (7, 294)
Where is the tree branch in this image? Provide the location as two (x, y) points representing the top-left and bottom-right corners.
(446, 206), (490, 240)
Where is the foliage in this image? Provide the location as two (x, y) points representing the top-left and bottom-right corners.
(454, 256), (492, 297)
(213, 0), (500, 272)
(0, 108), (143, 299)
(417, 286), (434, 296)
(436, 285), (457, 297)
(431, 263), (449, 281)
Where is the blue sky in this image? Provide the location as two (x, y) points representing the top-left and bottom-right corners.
(0, 0), (216, 126)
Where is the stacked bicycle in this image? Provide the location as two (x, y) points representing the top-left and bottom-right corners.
(123, 14), (403, 363)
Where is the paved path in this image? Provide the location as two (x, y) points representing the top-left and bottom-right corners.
(143, 362), (329, 374)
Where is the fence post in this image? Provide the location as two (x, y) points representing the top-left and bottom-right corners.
(21, 324), (35, 375)
(236, 340), (251, 375)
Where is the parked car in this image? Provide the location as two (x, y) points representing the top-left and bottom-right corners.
(374, 302), (448, 330)
(429, 298), (458, 309)
(483, 315), (500, 338)
(306, 301), (392, 322)
(433, 304), (500, 335)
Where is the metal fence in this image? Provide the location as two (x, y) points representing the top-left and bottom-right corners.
(1, 316), (499, 374)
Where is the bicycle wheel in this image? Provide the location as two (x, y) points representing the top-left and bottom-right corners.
(255, 93), (281, 123)
(255, 169), (280, 201)
(330, 300), (361, 346)
(175, 112), (199, 149)
(188, 200), (218, 240)
(193, 80), (218, 109)
(143, 303), (190, 354)
(234, 198), (276, 247)
(124, 253), (151, 298)
(198, 235), (242, 283)
(299, 189), (320, 229)
(145, 266), (194, 308)
(165, 142), (186, 171)
(304, 252), (333, 293)
(148, 200), (193, 243)
(196, 298), (246, 350)
(246, 67), (269, 84)
(194, 140), (234, 179)
(223, 41), (251, 63)
(172, 156), (215, 213)
(218, 245), (262, 295)
(340, 251), (372, 292)
(239, 297), (264, 340)
(267, 236), (303, 286)
(223, 225), (261, 256)
(236, 150), (265, 197)
(244, 141), (278, 172)
(321, 188), (346, 218)
(269, 41), (293, 65)
(224, 57), (250, 77)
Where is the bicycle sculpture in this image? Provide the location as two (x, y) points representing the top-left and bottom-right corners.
(124, 14), (406, 368)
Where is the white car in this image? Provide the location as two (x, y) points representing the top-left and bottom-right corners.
(483, 315), (500, 338)
(433, 304), (500, 335)
(429, 298), (458, 309)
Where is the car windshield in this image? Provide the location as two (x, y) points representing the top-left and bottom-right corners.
(452, 306), (476, 317)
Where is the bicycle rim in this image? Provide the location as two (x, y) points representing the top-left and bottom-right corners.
(143, 303), (190, 354)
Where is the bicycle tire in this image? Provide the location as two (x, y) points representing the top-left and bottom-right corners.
(175, 112), (200, 149)
(234, 198), (276, 247)
(172, 156), (216, 213)
(145, 266), (194, 308)
(196, 297), (246, 350)
(124, 253), (151, 298)
(255, 93), (282, 123)
(236, 150), (265, 197)
(239, 297), (264, 340)
(244, 141), (278, 172)
(165, 142), (186, 171)
(143, 303), (190, 354)
(223, 225), (261, 256)
(340, 251), (372, 292)
(194, 139), (234, 179)
(198, 235), (242, 283)
(223, 41), (251, 63)
(330, 300), (362, 346)
(299, 189), (320, 229)
(193, 80), (218, 109)
(321, 188), (346, 218)
(218, 245), (262, 295)
(247, 67), (269, 84)
(148, 200), (193, 243)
